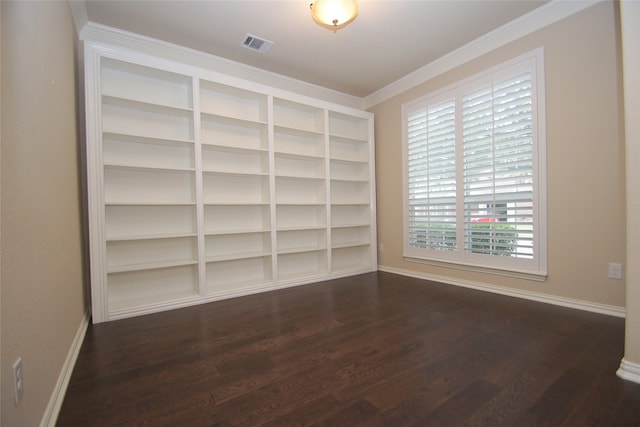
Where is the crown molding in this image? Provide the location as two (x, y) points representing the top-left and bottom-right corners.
(363, 0), (602, 109)
(75, 0), (601, 111)
(78, 21), (365, 110)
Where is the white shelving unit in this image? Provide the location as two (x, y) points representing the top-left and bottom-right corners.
(200, 81), (272, 295)
(85, 43), (376, 322)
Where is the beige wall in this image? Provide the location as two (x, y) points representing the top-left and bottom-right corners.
(1, 1), (87, 425)
(370, 2), (626, 308)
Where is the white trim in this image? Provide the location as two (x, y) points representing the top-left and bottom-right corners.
(106, 268), (376, 321)
(403, 256), (546, 282)
(620, 0), (640, 390)
(617, 359), (640, 384)
(79, 22), (364, 110)
(363, 0), (601, 109)
(378, 265), (625, 318)
(39, 310), (91, 427)
(84, 43), (108, 323)
(401, 49), (547, 276)
(74, 1), (601, 111)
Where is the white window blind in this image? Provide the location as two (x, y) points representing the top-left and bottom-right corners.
(407, 99), (456, 251)
(403, 51), (546, 277)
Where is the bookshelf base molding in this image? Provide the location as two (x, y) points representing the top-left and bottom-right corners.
(106, 268), (374, 321)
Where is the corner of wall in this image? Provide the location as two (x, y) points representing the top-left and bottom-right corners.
(39, 311), (90, 427)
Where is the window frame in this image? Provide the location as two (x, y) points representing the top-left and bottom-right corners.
(402, 49), (547, 279)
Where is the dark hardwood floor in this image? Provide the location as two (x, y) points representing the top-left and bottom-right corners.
(57, 272), (640, 426)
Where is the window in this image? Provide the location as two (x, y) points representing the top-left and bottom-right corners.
(402, 50), (546, 278)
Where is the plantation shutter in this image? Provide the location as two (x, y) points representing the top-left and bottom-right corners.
(407, 99), (456, 251)
(462, 72), (534, 258)
(402, 50), (545, 276)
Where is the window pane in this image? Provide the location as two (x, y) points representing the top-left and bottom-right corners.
(462, 72), (533, 258)
(407, 99), (457, 251)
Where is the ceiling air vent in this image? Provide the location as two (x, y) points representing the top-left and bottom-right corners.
(242, 34), (273, 54)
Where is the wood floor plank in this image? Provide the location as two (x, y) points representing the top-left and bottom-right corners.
(417, 379), (502, 427)
(57, 272), (640, 426)
(526, 367), (599, 426)
(560, 372), (635, 427)
(257, 394), (342, 427)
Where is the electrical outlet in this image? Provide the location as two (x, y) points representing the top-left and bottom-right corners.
(13, 357), (24, 405)
(378, 243), (384, 252)
(608, 263), (623, 280)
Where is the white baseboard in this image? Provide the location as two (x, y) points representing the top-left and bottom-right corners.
(40, 310), (90, 427)
(617, 359), (640, 384)
(378, 265), (626, 318)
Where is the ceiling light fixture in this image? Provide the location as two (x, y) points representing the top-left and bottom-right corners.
(310, 0), (359, 32)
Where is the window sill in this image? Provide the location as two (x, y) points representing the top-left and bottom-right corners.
(403, 256), (547, 282)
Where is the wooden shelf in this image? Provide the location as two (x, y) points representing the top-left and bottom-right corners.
(205, 227), (271, 236)
(107, 259), (198, 274)
(202, 145), (268, 176)
(200, 80), (267, 123)
(104, 201), (197, 206)
(275, 176), (326, 205)
(331, 222), (371, 228)
(273, 99), (325, 134)
(103, 132), (194, 146)
(109, 290), (200, 314)
(206, 251), (271, 263)
(201, 115), (268, 151)
(206, 257), (273, 293)
(108, 264), (199, 311)
(277, 246), (327, 255)
(274, 126), (325, 158)
(332, 246), (373, 271)
(201, 111), (267, 128)
(278, 250), (328, 282)
(104, 163), (195, 173)
(102, 94), (193, 114)
(329, 111), (370, 141)
(205, 231), (270, 263)
(277, 228), (326, 255)
(277, 225), (326, 232)
(332, 242), (370, 249)
(101, 57), (193, 110)
(106, 232), (198, 242)
(329, 135), (369, 163)
(275, 152), (325, 180)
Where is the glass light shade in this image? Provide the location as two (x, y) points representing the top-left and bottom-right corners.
(310, 0), (359, 31)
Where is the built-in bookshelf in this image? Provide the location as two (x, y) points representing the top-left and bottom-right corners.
(86, 42), (376, 322)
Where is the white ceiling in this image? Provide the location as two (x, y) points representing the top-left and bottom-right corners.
(82, 0), (549, 98)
